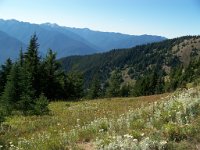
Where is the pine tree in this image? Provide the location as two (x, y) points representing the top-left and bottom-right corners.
(24, 34), (41, 97)
(0, 64), (22, 113)
(65, 72), (84, 100)
(0, 59), (12, 95)
(120, 84), (131, 97)
(106, 70), (122, 97)
(42, 49), (63, 99)
(87, 76), (102, 99)
(17, 65), (35, 113)
(1, 63), (33, 112)
(33, 93), (49, 115)
(132, 76), (148, 96)
(0, 35), (52, 116)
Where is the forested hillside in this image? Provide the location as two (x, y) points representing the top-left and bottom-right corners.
(60, 36), (200, 97)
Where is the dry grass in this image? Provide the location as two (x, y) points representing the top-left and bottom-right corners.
(172, 37), (200, 67)
(0, 94), (168, 149)
(1, 89), (200, 149)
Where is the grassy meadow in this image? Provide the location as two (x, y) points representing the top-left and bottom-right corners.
(1, 88), (200, 149)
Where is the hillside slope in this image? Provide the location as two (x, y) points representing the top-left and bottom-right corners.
(2, 88), (200, 149)
(60, 36), (200, 93)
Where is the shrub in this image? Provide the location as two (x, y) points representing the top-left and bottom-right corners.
(165, 141), (196, 150)
(130, 119), (145, 130)
(0, 138), (6, 150)
(18, 94), (34, 115)
(131, 130), (143, 140)
(163, 123), (187, 142)
(32, 94), (49, 115)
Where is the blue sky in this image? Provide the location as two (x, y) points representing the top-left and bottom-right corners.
(0, 0), (199, 38)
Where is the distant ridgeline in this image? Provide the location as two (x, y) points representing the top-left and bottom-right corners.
(0, 19), (166, 64)
(60, 36), (200, 97)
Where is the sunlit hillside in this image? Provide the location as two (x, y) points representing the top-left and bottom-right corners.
(1, 87), (200, 149)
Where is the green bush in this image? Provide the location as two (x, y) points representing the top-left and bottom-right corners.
(18, 94), (33, 115)
(131, 130), (142, 140)
(163, 123), (187, 142)
(0, 138), (6, 150)
(130, 119), (145, 130)
(32, 94), (49, 115)
(165, 141), (196, 150)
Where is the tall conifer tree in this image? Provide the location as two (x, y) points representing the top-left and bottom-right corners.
(24, 34), (41, 97)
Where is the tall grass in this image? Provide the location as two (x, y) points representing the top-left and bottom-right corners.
(1, 88), (200, 149)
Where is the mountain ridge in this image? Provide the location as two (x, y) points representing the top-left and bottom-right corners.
(59, 36), (200, 94)
(0, 19), (166, 63)
(0, 30), (26, 63)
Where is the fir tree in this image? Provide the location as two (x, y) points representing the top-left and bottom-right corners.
(42, 49), (63, 99)
(120, 84), (131, 97)
(65, 72), (84, 100)
(87, 76), (102, 99)
(17, 65), (35, 113)
(0, 58), (12, 95)
(0, 64), (22, 113)
(24, 34), (41, 97)
(33, 93), (49, 115)
(106, 70), (122, 97)
(0, 63), (34, 111)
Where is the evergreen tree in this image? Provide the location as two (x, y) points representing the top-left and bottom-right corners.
(155, 71), (165, 94)
(0, 63), (34, 113)
(87, 76), (102, 99)
(17, 65), (35, 113)
(0, 59), (12, 95)
(42, 49), (63, 99)
(132, 75), (148, 96)
(106, 70), (122, 97)
(120, 84), (131, 97)
(32, 93), (49, 115)
(168, 65), (183, 91)
(65, 72), (84, 100)
(1, 64), (22, 113)
(24, 34), (41, 97)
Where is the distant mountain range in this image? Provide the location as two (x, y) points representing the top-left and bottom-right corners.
(0, 30), (26, 63)
(0, 19), (166, 63)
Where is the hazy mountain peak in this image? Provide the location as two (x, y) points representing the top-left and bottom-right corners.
(0, 19), (166, 64)
(42, 22), (59, 28)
